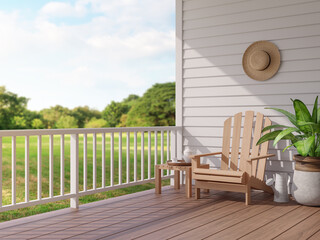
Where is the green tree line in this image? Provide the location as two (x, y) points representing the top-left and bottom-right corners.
(0, 82), (175, 130)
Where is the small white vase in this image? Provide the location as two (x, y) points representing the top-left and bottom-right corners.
(183, 147), (194, 163)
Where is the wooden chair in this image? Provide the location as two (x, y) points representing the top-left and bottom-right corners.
(192, 111), (275, 205)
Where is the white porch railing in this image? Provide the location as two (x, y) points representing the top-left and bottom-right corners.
(0, 126), (181, 212)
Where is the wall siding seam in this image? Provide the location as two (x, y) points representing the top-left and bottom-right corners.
(183, 22), (320, 41)
(183, 9), (320, 32)
(183, 2), (320, 30)
(183, 0), (315, 20)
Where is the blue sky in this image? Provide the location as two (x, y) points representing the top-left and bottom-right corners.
(0, 0), (175, 111)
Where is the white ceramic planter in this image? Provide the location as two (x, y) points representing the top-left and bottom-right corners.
(292, 170), (320, 206)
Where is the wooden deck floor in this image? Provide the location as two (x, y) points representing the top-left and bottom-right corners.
(0, 186), (319, 240)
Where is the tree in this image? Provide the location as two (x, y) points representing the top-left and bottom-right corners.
(32, 118), (45, 129)
(40, 105), (71, 128)
(71, 106), (101, 128)
(123, 94), (140, 107)
(0, 86), (29, 129)
(102, 101), (130, 127)
(56, 115), (78, 129)
(85, 118), (107, 128)
(126, 82), (175, 126)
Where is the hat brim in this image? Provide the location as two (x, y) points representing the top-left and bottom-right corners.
(242, 41), (281, 81)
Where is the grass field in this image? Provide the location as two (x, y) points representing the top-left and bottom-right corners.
(0, 133), (171, 222)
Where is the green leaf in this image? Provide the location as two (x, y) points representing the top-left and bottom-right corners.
(265, 107), (297, 127)
(297, 121), (320, 133)
(293, 99), (313, 133)
(315, 144), (320, 157)
(256, 130), (297, 146)
(318, 107), (320, 124)
(294, 136), (315, 157)
(311, 96), (318, 123)
(273, 127), (300, 146)
(256, 130), (281, 145)
(283, 144), (294, 152)
(261, 124), (291, 133)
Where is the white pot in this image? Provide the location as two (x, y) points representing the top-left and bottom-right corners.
(183, 147), (194, 163)
(292, 170), (320, 206)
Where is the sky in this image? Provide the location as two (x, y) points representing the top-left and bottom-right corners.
(0, 0), (175, 111)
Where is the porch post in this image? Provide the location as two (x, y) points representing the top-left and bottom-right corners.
(176, 0), (184, 184)
(70, 134), (79, 209)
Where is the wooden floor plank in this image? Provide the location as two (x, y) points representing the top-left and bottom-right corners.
(93, 192), (242, 240)
(203, 203), (300, 240)
(308, 229), (320, 240)
(31, 189), (203, 239)
(0, 188), (182, 239)
(0, 186), (318, 240)
(169, 194), (273, 240)
(240, 206), (320, 240)
(52, 192), (222, 240)
(274, 210), (320, 240)
(133, 193), (263, 240)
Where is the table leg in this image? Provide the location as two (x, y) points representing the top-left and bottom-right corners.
(155, 166), (161, 194)
(174, 170), (180, 189)
(185, 168), (192, 198)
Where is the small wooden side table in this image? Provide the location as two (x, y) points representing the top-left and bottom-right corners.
(155, 164), (192, 198)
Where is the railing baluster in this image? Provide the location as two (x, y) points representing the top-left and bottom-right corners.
(0, 137), (2, 207)
(161, 131), (164, 177)
(25, 136), (30, 202)
(155, 131), (158, 166)
(102, 133), (106, 188)
(167, 131), (170, 176)
(141, 131), (144, 180)
(83, 134), (87, 191)
(37, 135), (42, 200)
(0, 127), (180, 212)
(172, 130), (177, 160)
(119, 132), (122, 185)
(60, 135), (65, 196)
(12, 136), (16, 205)
(110, 133), (114, 186)
(126, 132), (130, 183)
(70, 134), (79, 209)
(49, 135), (54, 198)
(148, 131), (151, 179)
(134, 132), (137, 182)
(93, 133), (97, 190)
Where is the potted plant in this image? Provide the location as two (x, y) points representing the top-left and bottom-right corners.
(257, 96), (320, 206)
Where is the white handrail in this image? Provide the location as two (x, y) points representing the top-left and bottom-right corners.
(0, 126), (179, 136)
(0, 126), (180, 212)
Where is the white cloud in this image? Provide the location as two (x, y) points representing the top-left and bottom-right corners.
(0, 0), (175, 110)
(39, 1), (87, 18)
(86, 30), (174, 59)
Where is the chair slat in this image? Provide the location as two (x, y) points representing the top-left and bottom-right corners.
(256, 117), (272, 180)
(221, 117), (232, 170)
(251, 112), (264, 177)
(230, 112), (242, 170)
(239, 111), (254, 171)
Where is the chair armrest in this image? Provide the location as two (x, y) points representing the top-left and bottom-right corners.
(247, 154), (275, 162)
(192, 152), (222, 169)
(191, 152), (222, 158)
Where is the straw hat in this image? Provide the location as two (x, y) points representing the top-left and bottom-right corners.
(242, 41), (281, 81)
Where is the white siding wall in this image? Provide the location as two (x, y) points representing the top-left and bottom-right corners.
(177, 0), (320, 183)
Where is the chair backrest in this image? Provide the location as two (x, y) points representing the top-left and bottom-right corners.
(221, 111), (271, 180)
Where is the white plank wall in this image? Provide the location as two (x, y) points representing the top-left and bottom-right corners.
(178, 0), (320, 182)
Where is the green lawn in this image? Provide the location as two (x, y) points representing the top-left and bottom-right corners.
(0, 133), (171, 222)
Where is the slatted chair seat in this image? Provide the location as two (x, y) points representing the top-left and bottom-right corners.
(192, 111), (275, 205)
